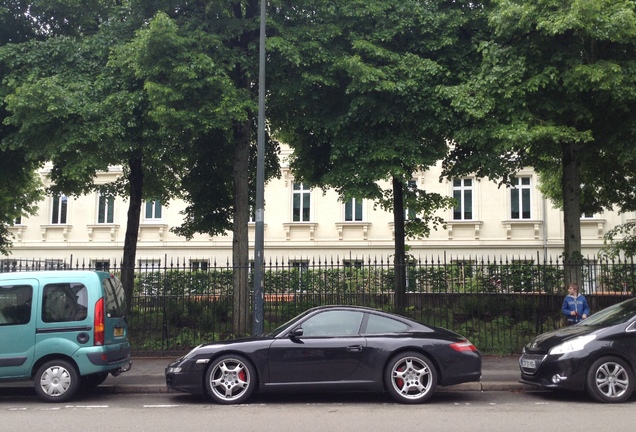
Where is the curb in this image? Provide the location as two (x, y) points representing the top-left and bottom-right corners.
(97, 382), (529, 395)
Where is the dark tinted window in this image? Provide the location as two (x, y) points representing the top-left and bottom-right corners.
(301, 310), (363, 337)
(0, 284), (32, 325)
(42, 283), (88, 322)
(364, 313), (409, 334)
(102, 275), (126, 317)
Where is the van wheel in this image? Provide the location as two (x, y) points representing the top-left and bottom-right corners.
(34, 360), (80, 403)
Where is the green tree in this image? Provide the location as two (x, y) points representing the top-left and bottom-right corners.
(268, 0), (480, 312)
(444, 0), (636, 285)
(121, 8), (280, 335)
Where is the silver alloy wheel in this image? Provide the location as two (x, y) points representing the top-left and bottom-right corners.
(594, 361), (630, 399)
(389, 355), (434, 401)
(208, 358), (251, 402)
(39, 364), (73, 397)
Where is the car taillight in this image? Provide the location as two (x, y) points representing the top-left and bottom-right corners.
(94, 297), (105, 346)
(450, 340), (477, 352)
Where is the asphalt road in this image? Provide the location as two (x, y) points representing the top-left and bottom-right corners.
(2, 390), (636, 432)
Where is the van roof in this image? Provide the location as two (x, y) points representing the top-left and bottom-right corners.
(0, 270), (110, 281)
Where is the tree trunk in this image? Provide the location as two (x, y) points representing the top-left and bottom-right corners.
(561, 141), (582, 288)
(232, 119), (251, 337)
(393, 177), (407, 314)
(121, 155), (143, 316)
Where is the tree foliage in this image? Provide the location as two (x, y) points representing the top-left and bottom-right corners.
(267, 0), (483, 311)
(443, 0), (636, 281)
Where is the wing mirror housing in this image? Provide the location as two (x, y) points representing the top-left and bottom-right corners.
(290, 327), (304, 339)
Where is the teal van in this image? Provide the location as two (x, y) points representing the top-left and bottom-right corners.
(0, 270), (131, 402)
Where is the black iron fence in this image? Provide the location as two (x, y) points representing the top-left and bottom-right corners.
(2, 253), (635, 355)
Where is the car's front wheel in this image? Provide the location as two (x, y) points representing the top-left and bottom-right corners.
(34, 359), (80, 403)
(205, 355), (256, 404)
(586, 356), (634, 403)
(384, 351), (437, 404)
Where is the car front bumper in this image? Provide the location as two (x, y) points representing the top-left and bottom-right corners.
(165, 357), (209, 395)
(519, 352), (588, 391)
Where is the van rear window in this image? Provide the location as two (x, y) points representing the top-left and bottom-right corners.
(102, 276), (126, 317)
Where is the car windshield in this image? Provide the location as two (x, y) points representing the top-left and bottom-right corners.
(580, 298), (636, 327)
(266, 308), (315, 337)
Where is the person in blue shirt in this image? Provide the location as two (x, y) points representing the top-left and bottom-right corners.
(562, 282), (590, 325)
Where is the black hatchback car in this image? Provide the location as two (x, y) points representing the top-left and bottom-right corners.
(520, 297), (636, 403)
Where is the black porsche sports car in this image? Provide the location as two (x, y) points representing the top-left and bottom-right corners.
(166, 305), (482, 404)
(520, 297), (636, 403)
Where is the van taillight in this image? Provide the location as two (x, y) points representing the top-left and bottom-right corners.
(94, 297), (105, 346)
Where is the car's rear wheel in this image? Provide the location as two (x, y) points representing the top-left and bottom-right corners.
(34, 359), (80, 403)
(384, 351), (437, 404)
(205, 355), (256, 404)
(586, 356), (634, 403)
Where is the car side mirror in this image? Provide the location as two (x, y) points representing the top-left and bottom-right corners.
(290, 327), (304, 339)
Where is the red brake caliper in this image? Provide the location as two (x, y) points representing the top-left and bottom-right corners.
(396, 367), (404, 388)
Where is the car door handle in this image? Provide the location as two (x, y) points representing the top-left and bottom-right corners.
(347, 345), (363, 352)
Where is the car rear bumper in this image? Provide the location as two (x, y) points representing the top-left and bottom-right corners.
(81, 343), (132, 375)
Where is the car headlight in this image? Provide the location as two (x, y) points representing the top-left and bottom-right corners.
(177, 344), (203, 361)
(549, 334), (596, 355)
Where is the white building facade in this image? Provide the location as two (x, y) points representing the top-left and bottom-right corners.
(6, 145), (632, 269)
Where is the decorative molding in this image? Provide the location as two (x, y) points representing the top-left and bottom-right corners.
(335, 222), (372, 241)
(138, 224), (169, 241)
(446, 221), (483, 240)
(502, 220), (542, 240)
(580, 218), (606, 239)
(8, 226), (26, 242)
(282, 223), (318, 241)
(86, 224), (119, 242)
(40, 225), (72, 242)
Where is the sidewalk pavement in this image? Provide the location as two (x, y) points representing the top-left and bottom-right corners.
(94, 355), (528, 394)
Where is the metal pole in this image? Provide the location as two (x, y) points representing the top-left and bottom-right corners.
(252, 0), (267, 336)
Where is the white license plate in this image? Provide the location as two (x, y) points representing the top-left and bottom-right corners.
(114, 327), (124, 337)
(522, 359), (536, 369)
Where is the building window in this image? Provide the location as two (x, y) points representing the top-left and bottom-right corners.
(51, 195), (68, 224)
(344, 198), (363, 222)
(190, 260), (209, 271)
(511, 177), (531, 220)
(453, 179), (473, 220)
(404, 180), (417, 221)
(92, 260), (110, 271)
(13, 216), (22, 225)
(292, 183), (311, 222)
(581, 212), (595, 219)
(144, 200), (162, 221)
(290, 260), (309, 292)
(98, 192), (115, 224)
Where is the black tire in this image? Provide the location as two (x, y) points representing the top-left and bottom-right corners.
(80, 372), (110, 390)
(384, 351), (437, 404)
(586, 356), (634, 403)
(205, 355), (256, 404)
(34, 359), (80, 403)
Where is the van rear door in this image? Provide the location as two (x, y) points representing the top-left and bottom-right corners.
(100, 274), (128, 346)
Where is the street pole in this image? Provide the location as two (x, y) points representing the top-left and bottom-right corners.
(252, 0), (266, 336)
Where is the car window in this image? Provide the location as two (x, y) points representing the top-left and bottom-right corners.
(301, 310), (364, 337)
(0, 284), (32, 326)
(42, 283), (88, 323)
(102, 275), (127, 317)
(582, 298), (636, 327)
(364, 313), (409, 334)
